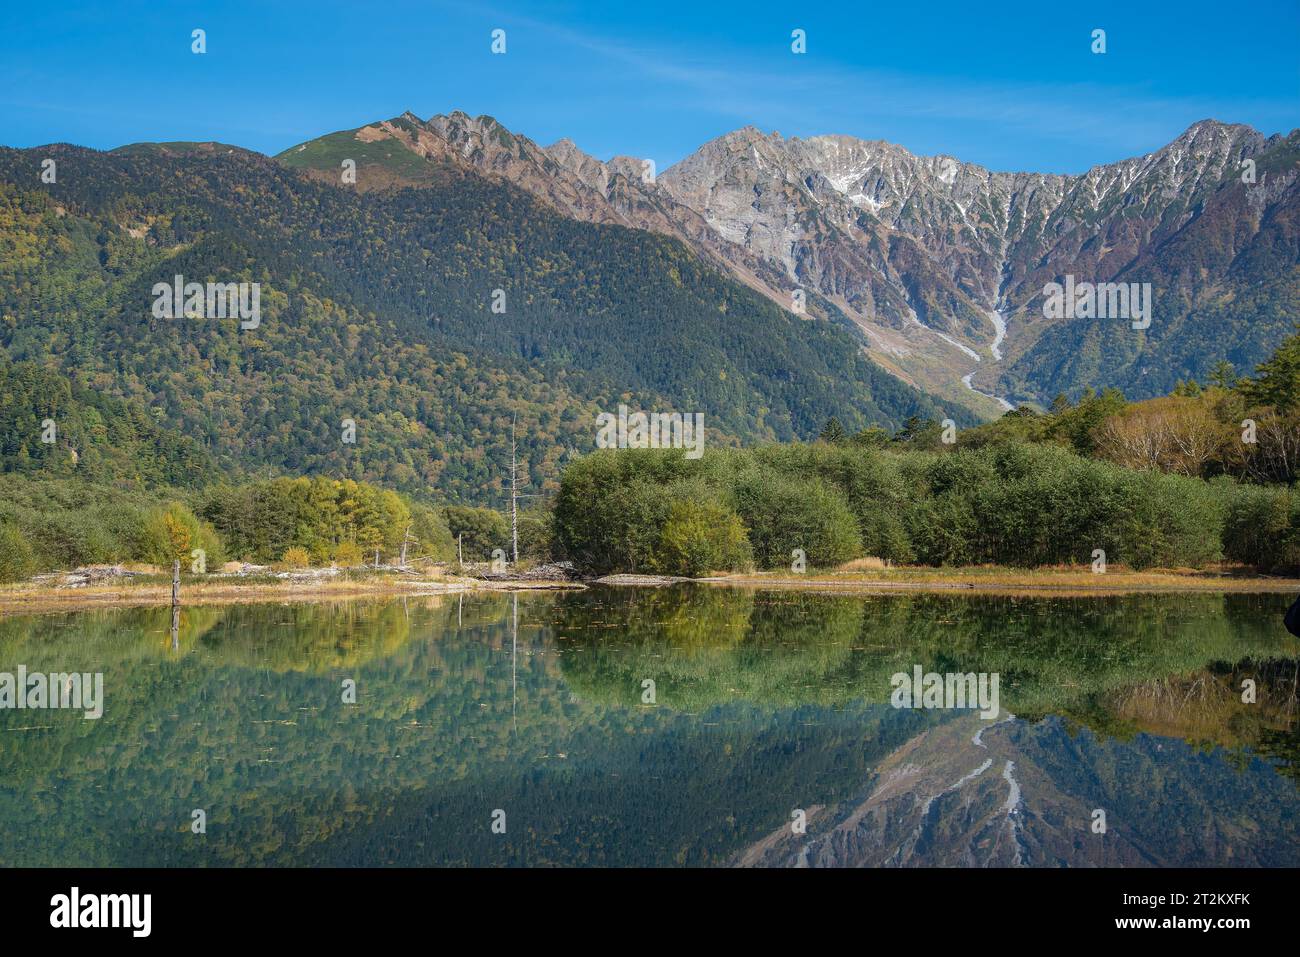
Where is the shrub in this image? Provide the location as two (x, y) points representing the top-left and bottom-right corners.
(201, 477), (412, 564)
(653, 500), (752, 576)
(27, 511), (117, 569)
(0, 524), (35, 582)
(553, 440), (1238, 573)
(443, 505), (509, 561)
(141, 503), (224, 569)
(408, 503), (456, 562)
(334, 541), (364, 566)
(516, 504), (555, 562)
(1222, 483), (1300, 570)
(553, 451), (680, 573)
(732, 471), (862, 569)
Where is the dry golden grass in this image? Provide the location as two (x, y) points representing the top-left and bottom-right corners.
(835, 557), (889, 571)
(0, 573), (582, 615)
(707, 563), (1300, 596)
(2, 562), (1295, 615)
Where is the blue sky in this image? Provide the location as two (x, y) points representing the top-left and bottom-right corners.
(2, 0), (1297, 173)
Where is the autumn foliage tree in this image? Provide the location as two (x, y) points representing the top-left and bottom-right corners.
(1093, 395), (1231, 476)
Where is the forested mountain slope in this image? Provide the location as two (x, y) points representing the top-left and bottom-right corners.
(279, 112), (1300, 412)
(0, 141), (961, 499)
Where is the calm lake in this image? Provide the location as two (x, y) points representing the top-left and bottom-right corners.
(2, 586), (1298, 867)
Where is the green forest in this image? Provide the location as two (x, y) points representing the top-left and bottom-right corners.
(7, 326), (1300, 582)
(0, 140), (960, 504)
(0, 473), (458, 581)
(553, 329), (1300, 575)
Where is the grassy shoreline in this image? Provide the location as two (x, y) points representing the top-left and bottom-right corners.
(703, 565), (1300, 596)
(2, 563), (1298, 615)
(0, 573), (583, 615)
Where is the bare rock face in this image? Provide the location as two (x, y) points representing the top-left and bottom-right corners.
(659, 120), (1297, 409)
(281, 114), (1300, 411)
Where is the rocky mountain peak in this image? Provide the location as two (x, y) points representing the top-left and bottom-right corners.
(276, 111), (1299, 416)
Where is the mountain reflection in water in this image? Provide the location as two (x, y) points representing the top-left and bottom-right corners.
(0, 587), (1297, 866)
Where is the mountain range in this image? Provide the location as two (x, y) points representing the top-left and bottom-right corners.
(281, 111), (1300, 415)
(1, 111), (1296, 499)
